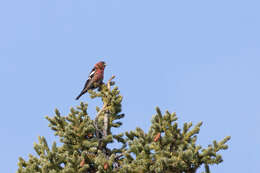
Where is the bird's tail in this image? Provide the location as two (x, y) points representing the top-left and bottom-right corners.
(75, 92), (84, 100)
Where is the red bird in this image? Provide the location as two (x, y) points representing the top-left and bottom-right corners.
(76, 61), (106, 100)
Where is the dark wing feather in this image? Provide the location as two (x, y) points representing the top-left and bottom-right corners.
(88, 67), (96, 80)
(75, 68), (96, 100)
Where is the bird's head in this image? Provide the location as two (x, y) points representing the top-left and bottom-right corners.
(95, 61), (106, 70)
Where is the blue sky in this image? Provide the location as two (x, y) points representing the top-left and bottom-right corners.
(0, 0), (259, 172)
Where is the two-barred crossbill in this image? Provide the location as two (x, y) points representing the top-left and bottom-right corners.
(75, 61), (106, 100)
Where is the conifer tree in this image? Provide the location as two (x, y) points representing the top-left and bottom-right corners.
(17, 76), (230, 173)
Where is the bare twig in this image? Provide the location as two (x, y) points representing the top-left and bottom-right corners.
(103, 75), (115, 137)
(115, 153), (124, 160)
(103, 112), (108, 136)
(96, 104), (107, 119)
(94, 75), (115, 138)
(107, 75), (115, 90)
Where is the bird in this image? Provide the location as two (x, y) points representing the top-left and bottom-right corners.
(75, 61), (106, 100)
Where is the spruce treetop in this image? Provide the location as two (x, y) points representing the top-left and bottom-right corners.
(17, 76), (230, 173)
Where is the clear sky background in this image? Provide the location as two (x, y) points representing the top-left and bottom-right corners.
(0, 0), (259, 172)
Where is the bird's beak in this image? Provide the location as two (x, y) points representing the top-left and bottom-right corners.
(104, 63), (107, 67)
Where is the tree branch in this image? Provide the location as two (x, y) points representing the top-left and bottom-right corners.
(107, 75), (115, 90)
(94, 75), (116, 138)
(103, 75), (115, 137)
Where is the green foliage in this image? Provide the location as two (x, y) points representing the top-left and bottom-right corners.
(122, 108), (230, 173)
(17, 78), (230, 173)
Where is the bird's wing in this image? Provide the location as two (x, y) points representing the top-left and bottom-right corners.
(88, 67), (96, 80)
(75, 67), (96, 100)
(81, 67), (95, 91)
